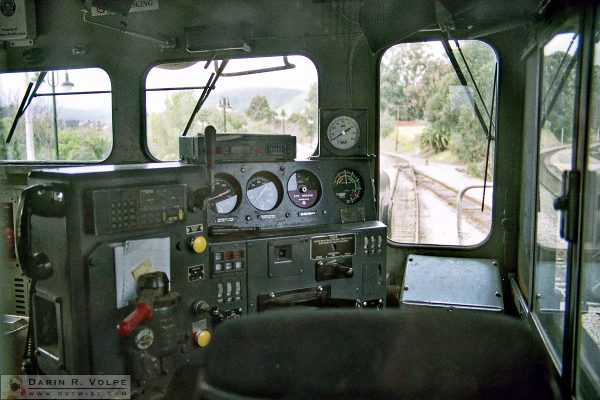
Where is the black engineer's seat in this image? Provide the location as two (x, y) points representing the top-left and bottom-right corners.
(200, 308), (563, 400)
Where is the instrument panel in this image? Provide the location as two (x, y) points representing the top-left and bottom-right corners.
(206, 159), (376, 233)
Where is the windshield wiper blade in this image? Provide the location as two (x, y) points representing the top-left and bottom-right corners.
(182, 59), (229, 137)
(6, 71), (47, 144)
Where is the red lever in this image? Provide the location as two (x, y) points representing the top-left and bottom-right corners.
(116, 303), (152, 336)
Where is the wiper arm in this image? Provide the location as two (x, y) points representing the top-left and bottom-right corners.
(182, 59), (229, 137)
(6, 71), (47, 144)
(540, 36), (579, 127)
(440, 30), (491, 140)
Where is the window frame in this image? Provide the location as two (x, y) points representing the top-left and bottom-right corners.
(0, 66), (114, 164)
(377, 38), (499, 249)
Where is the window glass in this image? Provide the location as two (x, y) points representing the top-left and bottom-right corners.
(0, 68), (112, 161)
(145, 56), (318, 160)
(379, 41), (496, 246)
(533, 28), (580, 367)
(577, 11), (600, 399)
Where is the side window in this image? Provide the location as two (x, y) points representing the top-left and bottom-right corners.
(380, 41), (497, 246)
(145, 56), (318, 161)
(578, 10), (600, 399)
(0, 68), (112, 162)
(533, 27), (580, 367)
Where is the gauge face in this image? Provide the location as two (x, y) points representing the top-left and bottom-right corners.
(327, 116), (360, 150)
(246, 172), (283, 211)
(287, 170), (322, 209)
(333, 169), (364, 205)
(208, 174), (241, 214)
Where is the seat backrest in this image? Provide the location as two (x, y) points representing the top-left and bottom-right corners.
(201, 307), (563, 399)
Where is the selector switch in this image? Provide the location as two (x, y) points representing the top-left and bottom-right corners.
(191, 300), (211, 315)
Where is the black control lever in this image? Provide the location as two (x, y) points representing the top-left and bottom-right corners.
(189, 125), (217, 210)
(204, 124), (217, 170)
(316, 259), (354, 281)
(16, 185), (66, 280)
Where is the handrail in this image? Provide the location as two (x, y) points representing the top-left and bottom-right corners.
(457, 184), (492, 245)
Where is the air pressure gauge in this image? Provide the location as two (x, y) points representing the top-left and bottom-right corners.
(320, 109), (367, 156)
(327, 116), (360, 150)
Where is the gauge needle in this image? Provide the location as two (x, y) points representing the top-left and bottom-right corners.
(255, 184), (269, 201)
(208, 189), (231, 201)
(331, 130), (347, 141)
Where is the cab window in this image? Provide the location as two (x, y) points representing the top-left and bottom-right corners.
(0, 68), (112, 162)
(380, 40), (497, 246)
(145, 56), (318, 161)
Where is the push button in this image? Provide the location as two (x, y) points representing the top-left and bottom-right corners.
(194, 330), (211, 347)
(190, 236), (208, 254)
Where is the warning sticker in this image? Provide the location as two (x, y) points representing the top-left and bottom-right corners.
(91, 0), (159, 16)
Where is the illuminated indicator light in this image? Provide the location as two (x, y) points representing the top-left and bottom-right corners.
(225, 262), (233, 270)
(194, 330), (211, 347)
(235, 261), (243, 269)
(235, 250), (244, 259)
(215, 263), (223, 272)
(214, 252), (223, 261)
(225, 251), (234, 260)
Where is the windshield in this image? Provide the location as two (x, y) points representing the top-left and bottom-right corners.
(379, 40), (497, 246)
(145, 55), (318, 160)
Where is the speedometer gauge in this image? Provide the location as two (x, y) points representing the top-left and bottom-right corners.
(246, 172), (283, 211)
(208, 174), (241, 214)
(333, 169), (364, 205)
(288, 170), (321, 208)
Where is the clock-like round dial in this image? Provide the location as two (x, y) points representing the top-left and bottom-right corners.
(326, 116), (360, 150)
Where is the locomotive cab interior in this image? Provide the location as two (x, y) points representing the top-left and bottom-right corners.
(0, 0), (598, 399)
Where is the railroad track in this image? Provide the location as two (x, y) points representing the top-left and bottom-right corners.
(410, 168), (492, 236)
(385, 156), (491, 243)
(389, 163), (419, 243)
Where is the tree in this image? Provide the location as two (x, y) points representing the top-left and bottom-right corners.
(246, 95), (276, 121)
(420, 41), (497, 175)
(380, 43), (447, 120)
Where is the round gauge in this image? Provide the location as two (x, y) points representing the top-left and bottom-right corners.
(333, 169), (364, 205)
(327, 116), (360, 150)
(208, 174), (241, 214)
(246, 172), (283, 211)
(287, 170), (322, 209)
